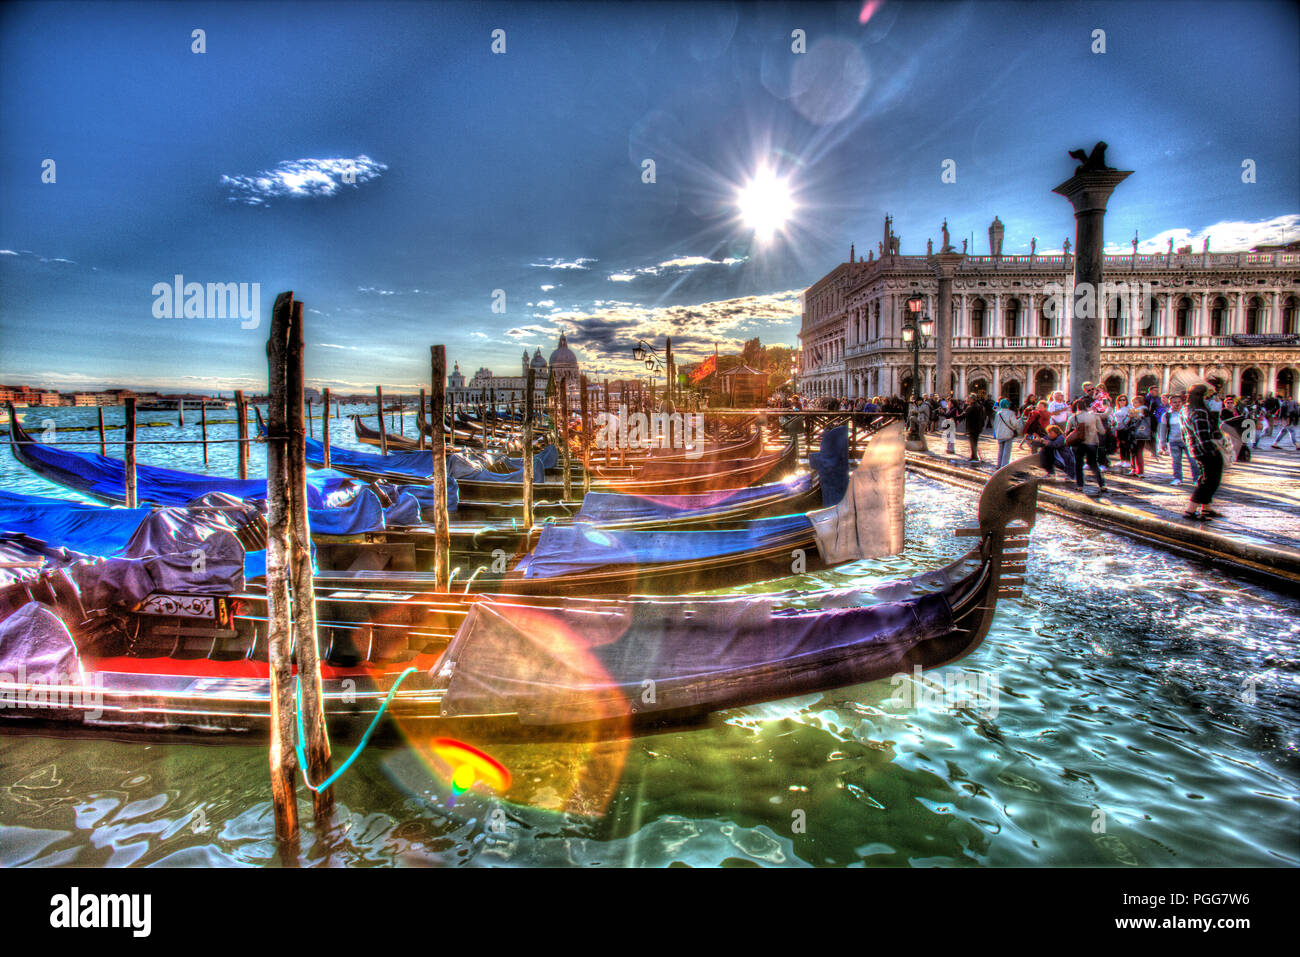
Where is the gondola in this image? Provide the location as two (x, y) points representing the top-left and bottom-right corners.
(0, 455), (1042, 741)
(3, 408), (850, 567)
(350, 415), (424, 451)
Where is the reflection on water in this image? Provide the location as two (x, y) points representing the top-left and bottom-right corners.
(1, 411), (1298, 866)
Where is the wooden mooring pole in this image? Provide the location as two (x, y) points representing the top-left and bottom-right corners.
(429, 346), (451, 590)
(178, 400), (184, 427)
(96, 406), (106, 456)
(376, 386), (388, 456)
(264, 293), (299, 846)
(523, 367), (535, 527)
(559, 384), (572, 501)
(579, 374), (591, 496)
(284, 295), (332, 823)
(234, 390), (248, 480)
(418, 389), (427, 451)
(322, 387), (332, 469)
(200, 401), (209, 467)
(123, 398), (137, 508)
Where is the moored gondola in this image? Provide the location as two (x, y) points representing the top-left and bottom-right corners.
(0, 454), (1042, 741)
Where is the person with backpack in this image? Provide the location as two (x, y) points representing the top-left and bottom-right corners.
(1127, 401), (1151, 477)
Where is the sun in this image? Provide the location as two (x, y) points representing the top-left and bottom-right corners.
(737, 166), (795, 243)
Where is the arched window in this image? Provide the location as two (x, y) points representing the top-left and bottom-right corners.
(1176, 297), (1192, 337)
(1106, 295), (1123, 338)
(1004, 298), (1020, 337)
(1039, 306), (1053, 338)
(1141, 296), (1159, 336)
(1210, 297), (1227, 336)
(1246, 296), (1262, 335)
(1286, 296), (1299, 336)
(971, 299), (986, 337)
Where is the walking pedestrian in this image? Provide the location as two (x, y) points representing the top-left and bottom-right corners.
(1181, 384), (1224, 520)
(1158, 394), (1200, 485)
(1065, 397), (1107, 493)
(993, 398), (1021, 469)
(963, 394), (986, 463)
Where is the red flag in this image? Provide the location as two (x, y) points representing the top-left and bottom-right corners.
(689, 354), (717, 383)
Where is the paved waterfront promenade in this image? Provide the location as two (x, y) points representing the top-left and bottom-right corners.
(906, 429), (1300, 581)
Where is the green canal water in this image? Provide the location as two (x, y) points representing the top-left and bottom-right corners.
(0, 406), (1297, 866)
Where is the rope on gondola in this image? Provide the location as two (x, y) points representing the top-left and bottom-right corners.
(294, 666), (419, 793)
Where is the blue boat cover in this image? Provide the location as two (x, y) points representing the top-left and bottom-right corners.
(504, 445), (558, 472)
(809, 424), (849, 507)
(438, 591), (956, 725)
(0, 490), (153, 557)
(10, 437), (432, 534)
(574, 473), (815, 524)
(305, 434), (553, 484)
(15, 435), (365, 509)
(516, 513), (814, 579)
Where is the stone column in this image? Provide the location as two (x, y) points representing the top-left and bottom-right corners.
(933, 251), (963, 401)
(1053, 161), (1132, 397)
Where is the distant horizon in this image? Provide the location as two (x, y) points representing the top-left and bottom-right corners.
(3, 0), (1297, 392)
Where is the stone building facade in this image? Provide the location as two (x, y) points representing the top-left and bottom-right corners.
(799, 219), (1300, 404)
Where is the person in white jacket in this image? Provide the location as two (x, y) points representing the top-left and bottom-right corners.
(993, 399), (1021, 469)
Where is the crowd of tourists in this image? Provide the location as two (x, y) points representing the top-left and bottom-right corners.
(778, 385), (1299, 523)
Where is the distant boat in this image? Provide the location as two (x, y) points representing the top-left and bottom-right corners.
(137, 398), (232, 412)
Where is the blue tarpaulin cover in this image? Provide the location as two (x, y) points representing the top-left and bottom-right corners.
(0, 490), (152, 557)
(574, 473), (815, 524)
(808, 424), (849, 506)
(516, 513), (814, 579)
(9, 436), (432, 533)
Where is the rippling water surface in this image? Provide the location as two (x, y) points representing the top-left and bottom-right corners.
(1, 407), (1297, 866)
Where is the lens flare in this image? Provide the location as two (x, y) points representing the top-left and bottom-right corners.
(427, 737), (511, 805)
(737, 166), (795, 243)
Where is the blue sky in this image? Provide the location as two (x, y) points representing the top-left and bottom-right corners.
(1, 0), (1297, 393)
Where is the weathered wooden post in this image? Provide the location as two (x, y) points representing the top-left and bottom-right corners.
(579, 374), (591, 495)
(559, 384), (572, 501)
(123, 398), (137, 508)
(235, 390), (248, 480)
(178, 400), (185, 427)
(523, 367), (535, 527)
(264, 292), (300, 846)
(200, 401), (209, 467)
(448, 389), (456, 453)
(322, 387), (332, 469)
(418, 389), (427, 451)
(430, 346), (451, 591)
(283, 296), (332, 822)
(96, 406), (106, 456)
(376, 386), (388, 455)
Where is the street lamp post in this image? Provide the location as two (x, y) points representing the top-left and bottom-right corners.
(902, 295), (934, 451)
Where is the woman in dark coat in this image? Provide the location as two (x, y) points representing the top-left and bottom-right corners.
(963, 395), (987, 462)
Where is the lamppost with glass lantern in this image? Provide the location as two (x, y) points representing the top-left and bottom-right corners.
(902, 295), (934, 450)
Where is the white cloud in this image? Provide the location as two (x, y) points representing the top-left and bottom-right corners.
(529, 257), (596, 270)
(536, 299), (555, 308)
(540, 284), (555, 291)
(221, 155), (388, 206)
(316, 342), (356, 350)
(606, 255), (747, 282)
(1102, 214), (1300, 255)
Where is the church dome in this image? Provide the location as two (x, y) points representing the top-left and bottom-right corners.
(548, 333), (578, 370)
(531, 348), (547, 369)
